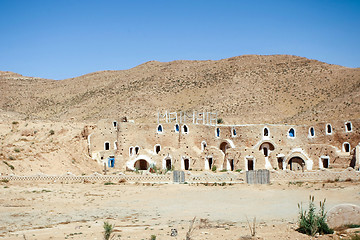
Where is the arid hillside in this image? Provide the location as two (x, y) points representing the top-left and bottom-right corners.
(1, 55), (359, 124)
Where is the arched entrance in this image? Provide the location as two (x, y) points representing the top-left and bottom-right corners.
(288, 157), (305, 172)
(220, 142), (229, 154)
(134, 159), (149, 170)
(259, 142), (275, 169)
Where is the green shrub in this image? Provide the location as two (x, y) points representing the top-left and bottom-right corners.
(104, 182), (115, 185)
(150, 235), (156, 240)
(3, 161), (14, 170)
(211, 165), (217, 172)
(14, 148), (20, 153)
(103, 221), (114, 240)
(49, 130), (55, 135)
(217, 118), (223, 124)
(297, 195), (333, 236)
(235, 169), (242, 172)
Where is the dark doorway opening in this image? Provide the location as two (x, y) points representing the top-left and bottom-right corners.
(166, 159), (172, 170)
(322, 158), (329, 168)
(208, 157), (213, 169)
(288, 157), (305, 171)
(229, 159), (234, 171)
(135, 160), (149, 170)
(247, 159), (254, 171)
(277, 157), (284, 170)
(184, 159), (190, 170)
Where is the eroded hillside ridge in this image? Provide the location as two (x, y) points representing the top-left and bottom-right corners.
(1, 55), (359, 124)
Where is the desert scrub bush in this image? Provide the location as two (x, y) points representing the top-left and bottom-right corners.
(211, 165), (217, 172)
(297, 195), (333, 236)
(103, 221), (115, 240)
(217, 118), (223, 124)
(14, 148), (20, 153)
(49, 130), (55, 135)
(150, 235), (156, 240)
(8, 156), (15, 160)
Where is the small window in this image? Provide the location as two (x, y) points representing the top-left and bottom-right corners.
(157, 124), (163, 133)
(135, 146), (140, 155)
(216, 128), (220, 138)
(114, 141), (117, 150)
(129, 147), (134, 156)
(309, 127), (315, 138)
(288, 128), (295, 138)
(113, 121), (117, 128)
(201, 141), (207, 151)
(326, 124), (332, 135)
(175, 124), (180, 132)
(343, 142), (350, 153)
(155, 144), (161, 154)
(182, 124), (188, 134)
(263, 127), (269, 137)
(232, 128), (237, 137)
(345, 122), (352, 132)
(104, 142), (110, 150)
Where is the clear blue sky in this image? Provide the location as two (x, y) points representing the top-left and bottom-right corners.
(0, 0), (359, 80)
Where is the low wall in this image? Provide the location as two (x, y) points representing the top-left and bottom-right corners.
(0, 172), (172, 183)
(0, 168), (359, 184)
(270, 167), (360, 182)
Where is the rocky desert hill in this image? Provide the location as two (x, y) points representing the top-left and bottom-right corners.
(1, 55), (359, 124)
(1, 54), (360, 175)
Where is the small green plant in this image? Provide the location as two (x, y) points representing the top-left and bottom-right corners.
(211, 165), (217, 172)
(0, 179), (9, 183)
(217, 118), (223, 124)
(12, 121), (19, 125)
(150, 235), (156, 240)
(220, 169), (227, 172)
(297, 195), (333, 236)
(104, 182), (115, 185)
(235, 169), (242, 172)
(103, 221), (115, 240)
(14, 148), (20, 153)
(3, 161), (14, 170)
(49, 130), (55, 135)
(8, 156), (15, 160)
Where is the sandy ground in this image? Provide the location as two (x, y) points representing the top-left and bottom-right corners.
(0, 181), (360, 240)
